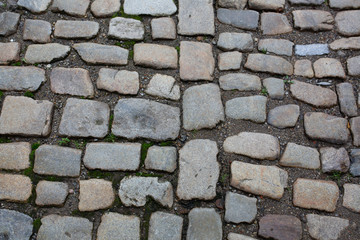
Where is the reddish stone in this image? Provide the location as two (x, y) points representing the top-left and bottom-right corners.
(259, 215), (302, 240)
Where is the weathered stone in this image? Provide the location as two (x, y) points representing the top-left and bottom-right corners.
(313, 58), (346, 79)
(51, 0), (90, 17)
(343, 183), (360, 213)
(119, 176), (173, 207)
(330, 0), (360, 9)
(178, 0), (214, 35)
(290, 80), (337, 107)
(293, 10), (334, 31)
(335, 10), (360, 36)
(218, 51), (242, 71)
(84, 143), (141, 171)
(225, 192), (257, 224)
(74, 43), (128, 65)
(217, 32), (254, 52)
(259, 215), (302, 240)
(50, 67), (94, 97)
(219, 0), (247, 9)
(320, 147), (350, 173)
(258, 39), (294, 56)
(217, 9), (259, 30)
(330, 37), (360, 50)
(55, 20), (99, 39)
(245, 54), (293, 75)
(187, 208), (222, 240)
(97, 69), (139, 95)
(263, 78), (284, 99)
(0, 42), (20, 64)
(59, 98), (110, 138)
(25, 43), (70, 64)
(182, 84), (224, 130)
(112, 99), (180, 140)
(249, 0), (285, 10)
(124, 0), (176, 16)
(295, 44), (330, 56)
(347, 55), (360, 76)
(350, 149), (360, 176)
(306, 214), (349, 240)
(0, 12), (20, 36)
(38, 215), (93, 240)
(151, 17), (176, 40)
(337, 83), (357, 116)
(145, 146), (177, 173)
(289, 0), (324, 5)
(109, 17), (144, 40)
(0, 174), (32, 202)
(350, 117), (360, 146)
(231, 161), (288, 199)
(293, 178), (339, 212)
(268, 104), (300, 128)
(280, 143), (320, 169)
(0, 142), (30, 170)
(220, 73), (261, 91)
(35, 181), (68, 206)
(145, 74), (180, 100)
(91, 0), (120, 17)
(97, 213), (140, 240)
(228, 233), (257, 240)
(0, 209), (33, 240)
(304, 112), (350, 144)
(17, 0), (52, 13)
(294, 59), (314, 78)
(134, 43), (177, 69)
(0, 66), (45, 91)
(79, 179), (114, 211)
(225, 96), (267, 123)
(23, 19), (51, 43)
(0, 96), (53, 137)
(177, 140), (219, 200)
(148, 212), (183, 240)
(261, 13), (292, 35)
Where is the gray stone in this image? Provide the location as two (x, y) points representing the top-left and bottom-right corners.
(0, 96), (53, 137)
(295, 44), (330, 56)
(97, 213), (140, 240)
(217, 9), (259, 30)
(145, 74), (180, 100)
(263, 78), (284, 99)
(109, 17), (144, 40)
(259, 215), (302, 240)
(149, 212), (183, 240)
(335, 10), (360, 36)
(0, 173), (32, 202)
(38, 215), (93, 240)
(17, 0), (52, 13)
(178, 0), (214, 35)
(177, 140), (219, 200)
(134, 43), (178, 69)
(258, 39), (294, 56)
(112, 98), (180, 140)
(91, 0), (121, 17)
(0, 142), (30, 170)
(268, 104), (300, 128)
(245, 53), (293, 75)
(145, 146), (177, 173)
(84, 142), (141, 171)
(231, 161), (288, 199)
(306, 214), (349, 240)
(0, 12), (20, 36)
(280, 143), (320, 169)
(228, 233), (258, 240)
(350, 117), (360, 146)
(124, 0), (176, 16)
(330, 0), (360, 9)
(343, 183), (360, 213)
(35, 181), (68, 206)
(119, 176), (173, 207)
(96, 68), (139, 95)
(0, 66), (45, 91)
(224, 132), (280, 160)
(261, 13), (292, 35)
(59, 98), (110, 138)
(51, 0), (90, 17)
(34, 145), (81, 177)
(54, 20), (99, 39)
(294, 59), (314, 78)
(50, 67), (94, 97)
(313, 58), (346, 79)
(218, 51), (242, 71)
(330, 37), (360, 50)
(217, 32), (254, 52)
(304, 112), (350, 144)
(0, 209), (33, 240)
(293, 10), (334, 31)
(225, 96), (267, 123)
(151, 17), (176, 40)
(249, 0), (285, 10)
(289, 0), (324, 5)
(290, 80), (337, 107)
(182, 84), (224, 130)
(337, 83), (357, 116)
(23, 19), (51, 43)
(219, 73), (261, 91)
(79, 179), (115, 211)
(0, 42), (20, 64)
(187, 208), (222, 240)
(73, 43), (128, 65)
(219, 0), (247, 9)
(225, 192), (257, 224)
(350, 149), (360, 176)
(320, 147), (350, 173)
(347, 55), (360, 76)
(25, 43), (70, 64)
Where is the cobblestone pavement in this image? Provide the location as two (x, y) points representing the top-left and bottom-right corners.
(1, 0), (360, 239)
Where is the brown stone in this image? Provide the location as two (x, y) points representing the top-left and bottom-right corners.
(343, 183), (360, 213)
(244, 54), (293, 75)
(0, 142), (31, 170)
(261, 13), (292, 35)
(294, 59), (314, 78)
(0, 42), (20, 65)
(259, 215), (302, 240)
(0, 173), (32, 202)
(313, 58), (346, 79)
(134, 43), (178, 69)
(79, 179), (115, 211)
(293, 10), (334, 31)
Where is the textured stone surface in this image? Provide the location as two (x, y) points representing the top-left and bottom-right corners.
(151, 17), (176, 40)
(219, 0), (247, 9)
(294, 59), (314, 78)
(218, 51), (242, 71)
(0, 96), (53, 137)
(259, 215), (302, 240)
(177, 140), (219, 200)
(335, 10), (360, 36)
(219, 73), (261, 91)
(0, 174), (32, 202)
(261, 13), (292, 35)
(148, 212), (183, 240)
(347, 55), (360, 76)
(182, 84), (224, 130)
(17, 0), (52, 13)
(0, 66), (45, 91)
(0, 142), (30, 170)
(74, 43), (128, 65)
(25, 43), (70, 64)
(51, 0), (90, 17)
(330, 37), (360, 50)
(268, 104), (300, 128)
(23, 19), (51, 43)
(293, 178), (339, 212)
(97, 69), (139, 95)
(0, 12), (20, 36)
(330, 0), (360, 9)
(320, 147), (350, 173)
(306, 214), (349, 240)
(245, 54), (293, 75)
(225, 192), (257, 224)
(225, 96), (267, 123)
(54, 20), (99, 39)
(112, 98), (180, 140)
(350, 149), (360, 176)
(109, 17), (144, 40)
(0, 209), (33, 240)
(35, 181), (68, 206)
(217, 32), (254, 52)
(263, 78), (284, 99)
(295, 44), (330, 56)
(217, 9), (259, 30)
(290, 0), (324, 5)
(145, 74), (180, 100)
(280, 143), (320, 169)
(343, 183), (360, 213)
(97, 213), (140, 240)
(350, 117), (360, 146)
(293, 10), (334, 31)
(337, 83), (357, 116)
(258, 39), (294, 56)
(91, 0), (121, 17)
(249, 0), (285, 10)
(228, 233), (258, 240)
(0, 42), (19, 64)
(134, 43), (177, 69)
(145, 146), (177, 173)
(79, 179), (115, 211)
(313, 58), (346, 79)
(124, 0), (177, 16)
(187, 208), (222, 240)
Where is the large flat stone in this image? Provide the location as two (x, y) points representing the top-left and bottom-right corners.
(124, 0), (176, 16)
(337, 82), (357, 116)
(0, 142), (30, 170)
(280, 143), (320, 169)
(217, 9), (259, 30)
(0, 209), (33, 240)
(293, 10), (334, 31)
(217, 32), (254, 52)
(51, 0), (90, 17)
(25, 43), (70, 64)
(0, 12), (20, 37)
(306, 214), (349, 240)
(0, 66), (45, 91)
(225, 96), (267, 123)
(313, 58), (346, 79)
(261, 13), (292, 35)
(91, 0), (121, 17)
(96, 68), (139, 95)
(0, 42), (20, 65)
(259, 215), (302, 240)
(54, 20), (99, 39)
(335, 10), (360, 36)
(35, 181), (68, 206)
(0, 173), (32, 202)
(148, 212), (183, 240)
(134, 43), (177, 69)
(108, 17), (144, 40)
(23, 19), (52, 43)
(268, 104), (300, 128)
(219, 73), (261, 91)
(330, 37), (360, 50)
(97, 213), (140, 240)
(187, 208), (222, 240)
(225, 192), (257, 224)
(245, 54), (293, 75)
(17, 0), (52, 13)
(79, 179), (115, 211)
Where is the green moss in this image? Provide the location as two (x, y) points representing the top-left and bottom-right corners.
(11, 61), (22, 66)
(44, 176), (61, 181)
(141, 142), (154, 166)
(260, 87), (268, 96)
(115, 40), (136, 49)
(128, 50), (134, 60)
(33, 218), (42, 232)
(104, 133), (117, 143)
(58, 138), (70, 146)
(159, 141), (173, 146)
(135, 172), (163, 178)
(71, 209), (95, 218)
(88, 170), (112, 179)
(260, 48), (267, 54)
(220, 173), (229, 184)
(109, 114), (114, 130)
(24, 91), (34, 98)
(0, 91), (3, 98)
(72, 140), (87, 149)
(0, 137), (11, 143)
(175, 46), (180, 54)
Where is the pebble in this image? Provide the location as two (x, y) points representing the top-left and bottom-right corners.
(0, 12), (20, 37)
(306, 214), (349, 240)
(0, 42), (19, 64)
(280, 143), (320, 169)
(54, 20), (99, 39)
(24, 43), (71, 64)
(217, 8), (259, 30)
(268, 104), (300, 128)
(97, 213), (140, 240)
(347, 55), (360, 76)
(225, 95), (267, 123)
(343, 183), (360, 213)
(350, 149), (360, 176)
(263, 78), (285, 99)
(79, 179), (115, 211)
(294, 59), (314, 78)
(313, 58), (346, 79)
(350, 117), (360, 146)
(35, 181), (68, 206)
(17, 0), (52, 13)
(0, 142), (30, 170)
(187, 208), (222, 240)
(91, 0), (121, 17)
(51, 0), (90, 17)
(148, 212), (183, 240)
(0, 173), (32, 202)
(219, 0), (247, 9)
(330, 37), (360, 50)
(320, 147), (350, 173)
(23, 19), (52, 43)
(330, 0), (360, 9)
(245, 53), (293, 75)
(225, 192), (257, 224)
(145, 146), (177, 173)
(218, 51), (242, 71)
(261, 13), (292, 35)
(249, 0), (285, 10)
(0, 209), (33, 240)
(335, 10), (360, 36)
(336, 82), (357, 116)
(151, 17), (176, 40)
(258, 39), (294, 56)
(108, 17), (144, 40)
(134, 43), (177, 69)
(295, 44), (330, 56)
(217, 32), (254, 52)
(0, 66), (45, 91)
(145, 74), (180, 100)
(124, 0), (176, 16)
(259, 215), (302, 240)
(96, 68), (139, 95)
(293, 10), (334, 31)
